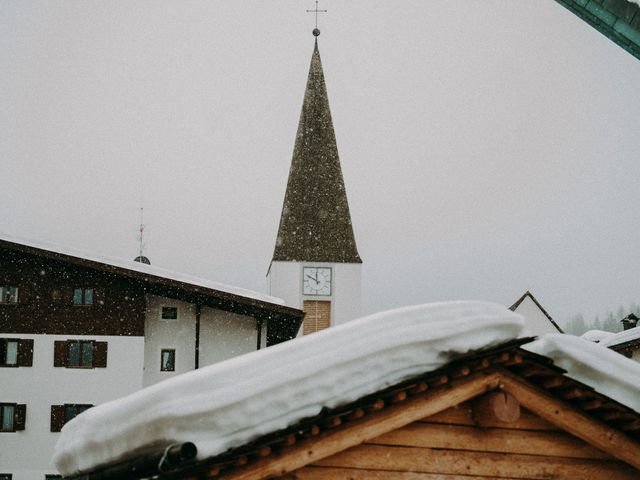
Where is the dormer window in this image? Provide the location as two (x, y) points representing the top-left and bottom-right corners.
(73, 288), (93, 306)
(0, 287), (18, 303)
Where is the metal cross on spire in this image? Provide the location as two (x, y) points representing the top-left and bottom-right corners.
(306, 0), (327, 33)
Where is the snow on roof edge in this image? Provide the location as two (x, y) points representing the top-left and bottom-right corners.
(0, 231), (285, 306)
(524, 333), (640, 413)
(53, 301), (525, 475)
(599, 326), (640, 348)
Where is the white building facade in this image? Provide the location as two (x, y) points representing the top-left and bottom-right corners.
(0, 235), (302, 480)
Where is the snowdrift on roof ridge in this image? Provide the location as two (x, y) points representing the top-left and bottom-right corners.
(53, 301), (524, 476)
(524, 333), (640, 413)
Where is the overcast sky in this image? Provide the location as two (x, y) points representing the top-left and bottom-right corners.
(2, 1), (639, 326)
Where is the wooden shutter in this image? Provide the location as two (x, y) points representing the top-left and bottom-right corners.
(93, 288), (104, 306)
(14, 404), (26, 430)
(62, 288), (74, 305)
(18, 286), (30, 303)
(50, 405), (65, 432)
(17, 339), (34, 367)
(302, 301), (331, 335)
(53, 341), (67, 367)
(93, 342), (108, 368)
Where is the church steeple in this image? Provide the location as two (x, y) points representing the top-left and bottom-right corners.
(271, 34), (361, 264)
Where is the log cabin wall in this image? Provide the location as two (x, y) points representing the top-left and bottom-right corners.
(0, 248), (146, 336)
(290, 401), (639, 480)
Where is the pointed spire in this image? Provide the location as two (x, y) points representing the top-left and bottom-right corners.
(271, 37), (361, 264)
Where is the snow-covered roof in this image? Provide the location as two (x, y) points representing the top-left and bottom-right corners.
(524, 333), (640, 411)
(53, 301), (525, 476)
(599, 326), (640, 349)
(52, 302), (640, 477)
(0, 231), (285, 306)
(581, 329), (615, 343)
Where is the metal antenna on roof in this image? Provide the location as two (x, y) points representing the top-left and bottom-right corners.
(134, 204), (151, 265)
(307, 0), (327, 34)
(138, 206), (145, 259)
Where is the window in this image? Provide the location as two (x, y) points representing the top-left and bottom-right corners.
(50, 404), (92, 432)
(161, 349), (175, 371)
(0, 287), (18, 303)
(302, 300), (331, 335)
(161, 306), (178, 320)
(0, 403), (26, 432)
(73, 288), (93, 305)
(54, 340), (107, 368)
(45, 476), (63, 480)
(0, 339), (33, 367)
(0, 474), (12, 480)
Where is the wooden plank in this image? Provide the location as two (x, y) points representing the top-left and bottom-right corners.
(313, 444), (639, 479)
(422, 403), (558, 431)
(290, 465), (523, 480)
(498, 370), (640, 470)
(369, 422), (610, 459)
(215, 372), (502, 480)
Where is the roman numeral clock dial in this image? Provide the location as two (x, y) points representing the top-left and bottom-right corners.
(303, 267), (332, 296)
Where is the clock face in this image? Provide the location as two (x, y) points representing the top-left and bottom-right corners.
(303, 267), (332, 296)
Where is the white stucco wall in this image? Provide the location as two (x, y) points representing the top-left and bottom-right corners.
(268, 261), (362, 330)
(143, 295), (196, 387)
(332, 263), (362, 326)
(267, 261), (301, 309)
(512, 296), (561, 337)
(0, 333), (144, 480)
(199, 308), (262, 367)
(143, 295), (264, 386)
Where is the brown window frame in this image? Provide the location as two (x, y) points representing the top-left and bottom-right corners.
(0, 338), (33, 368)
(50, 403), (93, 432)
(73, 288), (94, 306)
(0, 403), (25, 432)
(160, 349), (175, 372)
(0, 286), (19, 304)
(54, 340), (107, 368)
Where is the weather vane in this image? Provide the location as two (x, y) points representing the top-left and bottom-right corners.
(306, 0), (327, 35)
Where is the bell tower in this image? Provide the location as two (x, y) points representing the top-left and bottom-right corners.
(267, 29), (362, 334)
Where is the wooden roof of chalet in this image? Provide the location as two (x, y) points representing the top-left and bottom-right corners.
(69, 338), (640, 480)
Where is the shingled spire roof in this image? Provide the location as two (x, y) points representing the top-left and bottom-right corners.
(272, 35), (361, 264)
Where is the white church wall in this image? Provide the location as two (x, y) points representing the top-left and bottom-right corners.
(143, 295), (196, 387)
(267, 261), (301, 308)
(512, 296), (561, 337)
(198, 308), (260, 367)
(1, 333), (143, 480)
(332, 263), (362, 327)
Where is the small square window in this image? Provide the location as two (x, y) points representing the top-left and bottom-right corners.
(0, 404), (15, 432)
(0, 474), (12, 480)
(73, 288), (93, 305)
(161, 307), (178, 320)
(0, 287), (18, 303)
(161, 349), (175, 371)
